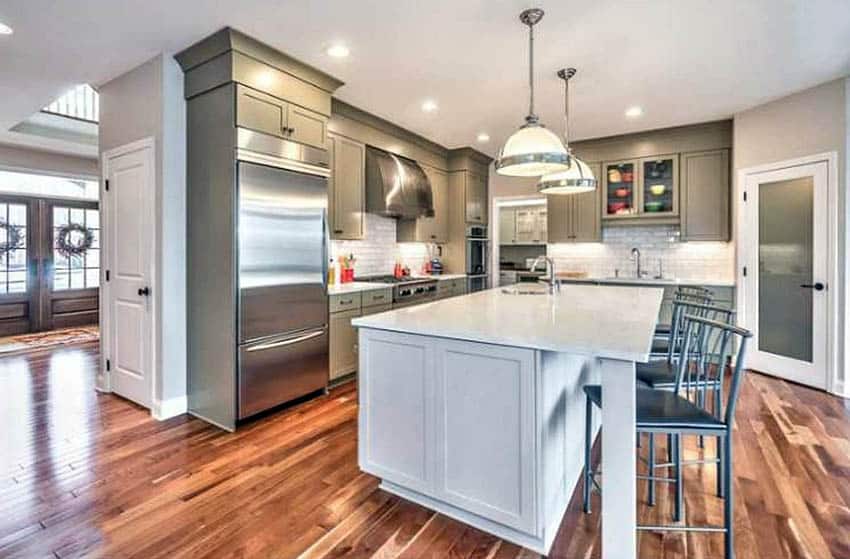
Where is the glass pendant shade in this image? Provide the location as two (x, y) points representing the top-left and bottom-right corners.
(537, 152), (597, 194)
(496, 122), (570, 177)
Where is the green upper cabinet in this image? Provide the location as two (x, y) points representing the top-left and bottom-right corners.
(397, 164), (449, 243)
(235, 84), (328, 150)
(547, 162), (602, 243)
(680, 149), (730, 241)
(465, 172), (488, 224)
(328, 132), (365, 240)
(602, 155), (679, 223)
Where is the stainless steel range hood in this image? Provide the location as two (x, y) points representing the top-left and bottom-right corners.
(365, 147), (434, 219)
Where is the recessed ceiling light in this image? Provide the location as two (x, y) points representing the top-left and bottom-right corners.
(325, 44), (350, 58)
(625, 106), (644, 118)
(421, 100), (438, 113)
(477, 133), (490, 143)
(0, 22), (13, 35)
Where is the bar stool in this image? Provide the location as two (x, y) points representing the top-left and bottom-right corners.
(650, 288), (713, 358)
(582, 316), (752, 559)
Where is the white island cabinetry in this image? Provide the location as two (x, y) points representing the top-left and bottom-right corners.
(354, 286), (663, 557)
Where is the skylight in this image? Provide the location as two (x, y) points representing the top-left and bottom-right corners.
(42, 84), (99, 123)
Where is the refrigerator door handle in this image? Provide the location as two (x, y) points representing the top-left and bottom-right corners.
(322, 208), (329, 292)
(246, 328), (326, 353)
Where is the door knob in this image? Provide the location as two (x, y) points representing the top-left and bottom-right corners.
(800, 282), (825, 291)
(138, 287), (151, 296)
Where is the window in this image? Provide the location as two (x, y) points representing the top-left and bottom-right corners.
(0, 170), (98, 201)
(0, 203), (27, 294)
(53, 207), (100, 290)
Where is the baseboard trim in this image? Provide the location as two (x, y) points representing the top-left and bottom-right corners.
(152, 395), (188, 420)
(832, 378), (848, 399)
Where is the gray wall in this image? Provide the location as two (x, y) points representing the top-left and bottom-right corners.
(734, 77), (849, 389)
(98, 54), (188, 413)
(0, 142), (97, 177)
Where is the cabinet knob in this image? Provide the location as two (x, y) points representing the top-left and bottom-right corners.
(333, 229), (344, 234)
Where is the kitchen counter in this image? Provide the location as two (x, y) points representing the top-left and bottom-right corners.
(354, 283), (661, 557)
(553, 276), (735, 288)
(327, 281), (388, 295)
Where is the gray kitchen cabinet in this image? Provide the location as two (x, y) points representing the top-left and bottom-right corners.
(499, 207), (517, 245)
(436, 277), (467, 299)
(397, 165), (449, 243)
(465, 172), (488, 224)
(602, 155), (679, 223)
(680, 149), (730, 241)
(546, 170), (601, 243)
(236, 84), (328, 149)
(330, 307), (359, 381)
(328, 133), (365, 240)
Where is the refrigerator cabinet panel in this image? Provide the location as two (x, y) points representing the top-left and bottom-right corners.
(238, 327), (329, 419)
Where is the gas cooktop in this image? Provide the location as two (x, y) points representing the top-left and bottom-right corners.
(359, 275), (435, 285)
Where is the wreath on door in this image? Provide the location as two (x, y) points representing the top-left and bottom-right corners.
(56, 222), (94, 257)
(0, 219), (23, 256)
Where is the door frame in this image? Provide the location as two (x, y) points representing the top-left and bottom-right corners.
(735, 151), (841, 396)
(99, 137), (157, 410)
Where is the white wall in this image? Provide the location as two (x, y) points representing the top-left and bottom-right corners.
(733, 77), (849, 391)
(98, 54), (187, 417)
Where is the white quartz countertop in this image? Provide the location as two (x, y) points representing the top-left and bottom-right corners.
(553, 276), (735, 288)
(327, 282), (390, 295)
(352, 284), (664, 362)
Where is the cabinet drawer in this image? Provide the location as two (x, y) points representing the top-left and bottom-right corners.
(236, 85), (287, 138)
(329, 292), (362, 313)
(362, 288), (393, 308)
(287, 104), (327, 149)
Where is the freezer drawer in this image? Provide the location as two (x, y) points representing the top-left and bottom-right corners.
(238, 327), (328, 419)
(240, 284), (327, 343)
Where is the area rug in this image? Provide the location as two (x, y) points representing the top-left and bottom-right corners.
(0, 326), (100, 355)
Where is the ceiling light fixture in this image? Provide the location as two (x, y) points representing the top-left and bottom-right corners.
(625, 106), (644, 118)
(325, 44), (350, 58)
(538, 68), (597, 195)
(421, 99), (438, 113)
(477, 133), (490, 143)
(0, 22), (13, 35)
(495, 8), (570, 178)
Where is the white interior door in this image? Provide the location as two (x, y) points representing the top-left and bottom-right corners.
(741, 160), (829, 390)
(102, 141), (154, 407)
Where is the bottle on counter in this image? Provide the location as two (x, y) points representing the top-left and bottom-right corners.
(328, 257), (336, 286)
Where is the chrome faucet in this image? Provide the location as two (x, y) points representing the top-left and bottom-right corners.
(630, 247), (645, 278)
(531, 255), (560, 293)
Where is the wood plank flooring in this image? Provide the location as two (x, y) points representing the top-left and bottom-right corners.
(0, 342), (848, 558)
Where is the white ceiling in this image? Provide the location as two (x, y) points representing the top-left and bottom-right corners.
(1, 0), (849, 158)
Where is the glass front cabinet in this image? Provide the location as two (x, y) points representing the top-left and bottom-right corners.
(602, 154), (679, 221)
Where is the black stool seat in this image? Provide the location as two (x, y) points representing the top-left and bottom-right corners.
(654, 323), (672, 334)
(582, 384), (724, 430)
(635, 360), (676, 388)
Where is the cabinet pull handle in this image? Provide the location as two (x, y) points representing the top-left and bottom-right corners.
(341, 299), (353, 304)
(333, 229), (344, 234)
(288, 127), (296, 134)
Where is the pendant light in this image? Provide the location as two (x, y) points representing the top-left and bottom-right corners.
(538, 68), (598, 194)
(495, 9), (570, 178)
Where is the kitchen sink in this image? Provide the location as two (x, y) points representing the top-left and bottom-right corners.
(501, 286), (548, 295)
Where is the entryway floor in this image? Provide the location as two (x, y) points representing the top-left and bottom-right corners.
(0, 341), (848, 558)
(0, 325), (98, 356)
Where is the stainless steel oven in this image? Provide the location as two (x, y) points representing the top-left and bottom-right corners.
(466, 225), (489, 276)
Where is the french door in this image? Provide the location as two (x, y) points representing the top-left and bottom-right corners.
(740, 159), (830, 390)
(0, 195), (100, 335)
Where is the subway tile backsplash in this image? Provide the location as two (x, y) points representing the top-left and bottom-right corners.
(331, 214), (434, 276)
(547, 225), (734, 282)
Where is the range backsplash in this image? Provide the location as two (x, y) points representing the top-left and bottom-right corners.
(547, 225), (734, 282)
(330, 214), (434, 277)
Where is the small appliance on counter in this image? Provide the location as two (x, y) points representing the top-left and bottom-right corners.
(425, 244), (443, 275)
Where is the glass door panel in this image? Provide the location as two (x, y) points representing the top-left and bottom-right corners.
(758, 177), (813, 362)
(641, 155), (678, 215)
(0, 201), (29, 295)
(51, 205), (101, 291)
(604, 161), (637, 217)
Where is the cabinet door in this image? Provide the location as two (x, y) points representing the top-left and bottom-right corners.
(535, 208), (547, 243)
(681, 149), (730, 241)
(514, 210), (537, 243)
(433, 339), (537, 533)
(422, 166), (449, 242)
(573, 163), (602, 242)
(287, 104), (328, 149)
(546, 195), (573, 242)
(465, 172), (488, 224)
(639, 154), (679, 217)
(330, 308), (360, 380)
(236, 85), (287, 139)
(602, 159), (639, 219)
(499, 208), (516, 244)
(329, 134), (365, 240)
(358, 330), (435, 494)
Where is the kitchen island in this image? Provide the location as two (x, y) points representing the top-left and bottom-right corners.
(352, 284), (663, 558)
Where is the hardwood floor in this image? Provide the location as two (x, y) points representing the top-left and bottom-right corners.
(1, 342), (848, 558)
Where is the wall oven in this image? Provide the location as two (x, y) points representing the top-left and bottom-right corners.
(466, 226), (489, 292)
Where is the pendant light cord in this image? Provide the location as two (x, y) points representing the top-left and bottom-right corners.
(563, 75), (570, 146)
(528, 22), (536, 121)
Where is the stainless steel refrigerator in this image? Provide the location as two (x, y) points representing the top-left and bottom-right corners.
(237, 161), (329, 419)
